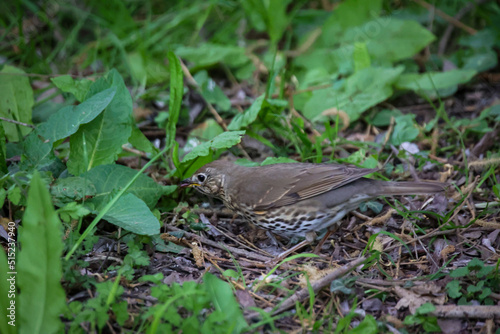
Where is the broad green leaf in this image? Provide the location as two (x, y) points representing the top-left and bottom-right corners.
(390, 114), (419, 146)
(37, 87), (116, 143)
(350, 314), (377, 334)
(128, 126), (158, 154)
(203, 273), (247, 333)
(50, 177), (97, 204)
(189, 119), (224, 141)
(0, 246), (15, 334)
(0, 66), (34, 141)
(396, 69), (477, 97)
(128, 52), (169, 85)
(321, 0), (382, 44)
(50, 75), (93, 102)
(78, 164), (164, 209)
(355, 19), (435, 62)
(98, 193), (160, 235)
(446, 280), (462, 298)
(182, 131), (245, 162)
(302, 66), (403, 122)
(228, 95), (266, 130)
(166, 52), (183, 150)
(261, 157), (297, 165)
(194, 71), (231, 112)
(68, 69), (133, 175)
(19, 133), (65, 176)
(18, 172), (65, 334)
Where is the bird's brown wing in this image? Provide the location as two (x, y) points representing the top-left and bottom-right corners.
(247, 163), (378, 210)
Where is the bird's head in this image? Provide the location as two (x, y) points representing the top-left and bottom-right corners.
(180, 160), (234, 198)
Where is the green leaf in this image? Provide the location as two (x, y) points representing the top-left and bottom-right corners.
(50, 75), (93, 102)
(176, 44), (249, 68)
(37, 87), (116, 143)
(353, 42), (371, 72)
(128, 125), (158, 155)
(446, 280), (462, 299)
(350, 314), (378, 334)
(261, 157), (297, 165)
(302, 66), (403, 123)
(390, 114), (419, 146)
(415, 302), (436, 315)
(80, 164), (164, 209)
(321, 0), (383, 43)
(67, 69), (133, 175)
(203, 273), (247, 334)
(98, 193), (160, 235)
(228, 95), (267, 130)
(396, 69), (477, 98)
(0, 65), (34, 141)
(467, 258), (485, 272)
(51, 177), (97, 203)
(450, 267), (470, 278)
(166, 52), (183, 151)
(18, 172), (66, 334)
(19, 133), (65, 176)
(182, 131), (245, 162)
(194, 71), (231, 112)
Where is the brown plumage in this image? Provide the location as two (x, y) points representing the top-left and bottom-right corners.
(181, 160), (446, 239)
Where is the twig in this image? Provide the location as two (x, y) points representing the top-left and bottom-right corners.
(413, 0), (477, 35)
(163, 226), (271, 262)
(0, 116), (35, 128)
(430, 305), (500, 319)
(178, 59), (252, 160)
(121, 145), (150, 159)
(267, 256), (367, 315)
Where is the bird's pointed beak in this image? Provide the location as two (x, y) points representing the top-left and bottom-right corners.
(180, 179), (200, 188)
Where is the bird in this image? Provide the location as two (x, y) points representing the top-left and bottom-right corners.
(180, 160), (446, 258)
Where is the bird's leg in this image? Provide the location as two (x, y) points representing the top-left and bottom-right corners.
(313, 224), (340, 254)
(266, 232), (317, 265)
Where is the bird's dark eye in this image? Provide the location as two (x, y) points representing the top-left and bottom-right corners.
(197, 174), (206, 182)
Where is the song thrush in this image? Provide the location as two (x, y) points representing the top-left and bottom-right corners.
(181, 160), (445, 254)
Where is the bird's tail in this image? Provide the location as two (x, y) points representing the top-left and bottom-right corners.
(374, 180), (447, 196)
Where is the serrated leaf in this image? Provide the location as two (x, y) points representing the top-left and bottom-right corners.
(182, 131), (245, 162)
(18, 172), (65, 334)
(37, 87), (116, 143)
(0, 65), (34, 141)
(228, 95), (266, 130)
(80, 164), (163, 209)
(50, 75), (93, 102)
(67, 70), (133, 175)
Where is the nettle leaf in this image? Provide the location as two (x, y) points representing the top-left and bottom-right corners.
(302, 66), (403, 123)
(182, 131), (245, 162)
(80, 164), (164, 209)
(228, 95), (266, 130)
(51, 75), (93, 102)
(99, 193), (160, 236)
(37, 87), (116, 143)
(18, 172), (66, 334)
(0, 65), (34, 141)
(390, 114), (419, 146)
(395, 69), (477, 98)
(67, 70), (133, 175)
